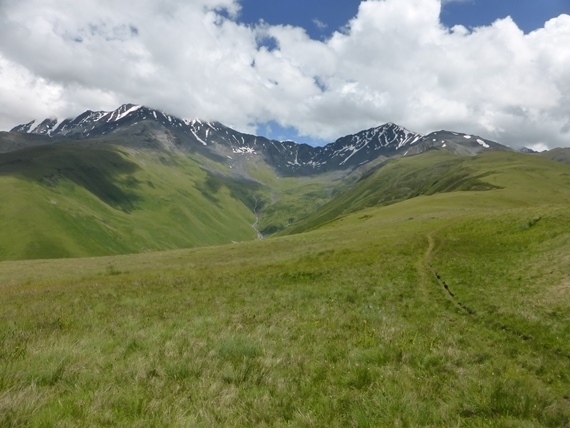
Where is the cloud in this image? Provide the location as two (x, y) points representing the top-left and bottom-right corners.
(313, 19), (328, 31)
(0, 0), (569, 148)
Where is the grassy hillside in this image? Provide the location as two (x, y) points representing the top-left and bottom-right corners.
(541, 147), (570, 165)
(0, 143), (260, 260)
(1, 164), (569, 425)
(284, 150), (570, 234)
(0, 136), (351, 261)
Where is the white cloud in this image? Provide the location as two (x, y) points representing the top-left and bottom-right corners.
(313, 19), (328, 31)
(0, 0), (569, 148)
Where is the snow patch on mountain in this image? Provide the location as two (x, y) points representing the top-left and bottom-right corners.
(233, 147), (256, 154)
(116, 105), (142, 121)
(477, 139), (490, 149)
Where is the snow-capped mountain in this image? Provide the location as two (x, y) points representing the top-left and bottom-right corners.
(8, 104), (509, 176)
(11, 104), (193, 138)
(408, 130), (511, 157)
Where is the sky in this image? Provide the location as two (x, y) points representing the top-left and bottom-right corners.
(1, 0), (569, 150)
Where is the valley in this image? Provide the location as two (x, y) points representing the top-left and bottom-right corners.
(1, 105), (569, 426)
(0, 104), (524, 261)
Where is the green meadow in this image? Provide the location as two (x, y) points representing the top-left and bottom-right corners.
(1, 151), (570, 426)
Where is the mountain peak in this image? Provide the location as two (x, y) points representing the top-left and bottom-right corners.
(7, 104), (513, 177)
(11, 104), (171, 139)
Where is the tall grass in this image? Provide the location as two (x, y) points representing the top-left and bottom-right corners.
(1, 186), (569, 426)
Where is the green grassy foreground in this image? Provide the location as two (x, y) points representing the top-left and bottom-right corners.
(1, 179), (569, 426)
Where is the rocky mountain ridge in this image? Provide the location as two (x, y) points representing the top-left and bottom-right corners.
(9, 104), (509, 176)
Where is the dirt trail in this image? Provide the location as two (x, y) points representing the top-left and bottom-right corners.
(415, 232), (435, 300)
(417, 226), (474, 314)
(417, 223), (570, 363)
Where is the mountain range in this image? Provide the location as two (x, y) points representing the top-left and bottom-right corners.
(1, 103), (567, 261)
(8, 104), (508, 176)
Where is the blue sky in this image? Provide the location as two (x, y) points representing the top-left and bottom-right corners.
(239, 0), (361, 40)
(440, 0), (569, 34)
(1, 0), (570, 149)
(240, 0), (569, 38)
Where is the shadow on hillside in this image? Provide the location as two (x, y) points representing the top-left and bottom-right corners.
(196, 169), (264, 210)
(0, 144), (142, 212)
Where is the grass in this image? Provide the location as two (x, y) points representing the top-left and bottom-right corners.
(0, 143), (259, 260)
(1, 149), (569, 425)
(284, 151), (570, 235)
(0, 139), (351, 260)
(1, 169), (570, 425)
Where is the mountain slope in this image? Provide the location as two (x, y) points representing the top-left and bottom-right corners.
(540, 147), (570, 164)
(410, 130), (510, 156)
(284, 150), (570, 235)
(0, 131), (53, 154)
(0, 142), (263, 260)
